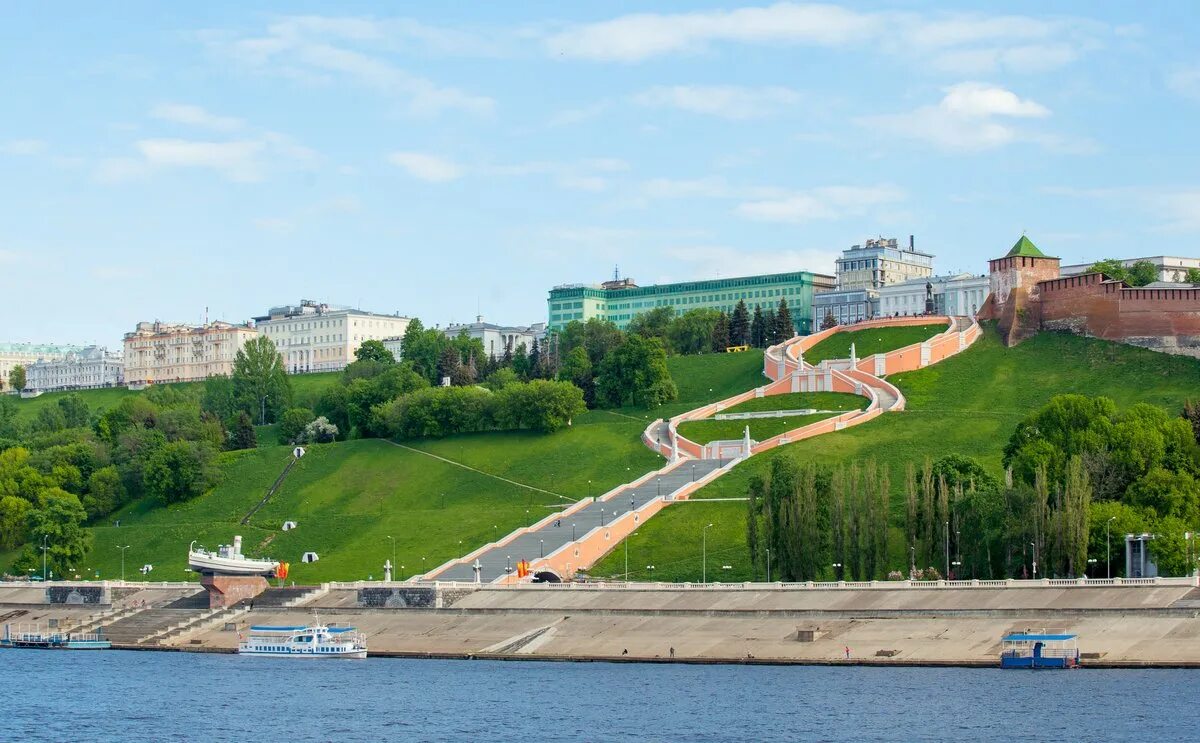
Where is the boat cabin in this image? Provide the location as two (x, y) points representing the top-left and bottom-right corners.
(1000, 633), (1079, 669)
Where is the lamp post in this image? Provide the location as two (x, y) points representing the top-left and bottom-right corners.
(691, 464), (695, 483)
(625, 532), (638, 580)
(702, 523), (714, 583)
(910, 545), (916, 579)
(539, 539), (544, 558)
(1030, 541), (1039, 579)
(571, 523), (576, 541)
(260, 394), (269, 426)
(1087, 557), (1097, 578)
(832, 562), (843, 581)
(943, 520), (950, 579)
(657, 478), (662, 498)
(386, 536), (396, 581)
(1106, 516), (1116, 579)
(41, 534), (49, 582)
(587, 479), (592, 500)
(600, 508), (606, 527)
(766, 547), (771, 583)
(117, 545), (131, 582)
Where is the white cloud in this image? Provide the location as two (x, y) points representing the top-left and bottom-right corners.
(136, 139), (266, 181)
(633, 85), (801, 119)
(736, 185), (906, 223)
(0, 139), (48, 155)
(150, 102), (244, 131)
(93, 157), (152, 184)
(387, 151), (463, 182)
(1147, 190), (1200, 233)
(862, 82), (1055, 152)
(1043, 186), (1200, 234)
(544, 3), (1105, 73)
(547, 100), (611, 127)
(0, 248), (27, 265)
(1168, 66), (1200, 101)
(665, 245), (840, 279)
(210, 17), (495, 116)
(483, 158), (629, 192)
(253, 217), (296, 233)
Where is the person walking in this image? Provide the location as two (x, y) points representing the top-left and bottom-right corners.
(844, 646), (851, 660)
(669, 647), (675, 658)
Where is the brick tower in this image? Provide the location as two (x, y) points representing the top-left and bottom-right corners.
(983, 236), (1061, 346)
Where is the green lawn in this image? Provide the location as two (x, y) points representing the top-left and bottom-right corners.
(589, 501), (751, 582)
(720, 392), (863, 415)
(603, 326), (1200, 581)
(803, 323), (946, 364)
(677, 413), (837, 444)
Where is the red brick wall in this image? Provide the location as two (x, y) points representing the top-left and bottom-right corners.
(1039, 273), (1200, 357)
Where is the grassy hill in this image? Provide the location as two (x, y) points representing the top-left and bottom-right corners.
(803, 323), (945, 364)
(33, 353), (759, 583)
(592, 328), (1200, 581)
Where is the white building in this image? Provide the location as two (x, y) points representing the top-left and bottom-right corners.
(123, 320), (258, 387)
(1, 343), (86, 391)
(444, 317), (547, 359)
(878, 273), (991, 318)
(813, 237), (936, 326)
(25, 346), (123, 392)
(254, 300), (411, 374)
(1061, 256), (1200, 284)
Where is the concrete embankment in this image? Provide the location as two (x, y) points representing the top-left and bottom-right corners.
(7, 583), (1200, 667)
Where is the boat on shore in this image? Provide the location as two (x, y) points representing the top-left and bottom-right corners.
(2, 623), (111, 650)
(1000, 633), (1080, 669)
(238, 620), (367, 659)
(188, 535), (279, 577)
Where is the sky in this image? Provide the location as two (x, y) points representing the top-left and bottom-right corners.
(2, 1), (1199, 346)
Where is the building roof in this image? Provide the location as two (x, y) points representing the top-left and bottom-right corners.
(1002, 634), (1076, 642)
(1005, 235), (1050, 259)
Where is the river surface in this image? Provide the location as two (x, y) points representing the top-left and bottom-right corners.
(4, 650), (1198, 741)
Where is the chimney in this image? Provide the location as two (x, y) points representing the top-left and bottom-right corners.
(909, 235), (914, 250)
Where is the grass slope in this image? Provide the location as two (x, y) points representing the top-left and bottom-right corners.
(678, 414), (836, 444)
(803, 323), (945, 364)
(722, 392), (863, 415)
(51, 353), (750, 582)
(596, 327), (1200, 581)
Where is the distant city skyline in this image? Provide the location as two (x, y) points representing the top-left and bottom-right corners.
(3, 2), (1199, 345)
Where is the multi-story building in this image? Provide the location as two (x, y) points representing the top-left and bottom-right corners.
(1060, 256), (1200, 284)
(123, 320), (259, 386)
(25, 346), (123, 392)
(548, 271), (835, 335)
(254, 300), (411, 374)
(444, 317), (547, 359)
(878, 273), (991, 318)
(813, 236), (935, 326)
(1, 342), (87, 391)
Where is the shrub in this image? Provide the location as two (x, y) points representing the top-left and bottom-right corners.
(278, 407), (316, 444)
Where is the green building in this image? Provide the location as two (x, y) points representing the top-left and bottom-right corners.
(547, 271), (836, 333)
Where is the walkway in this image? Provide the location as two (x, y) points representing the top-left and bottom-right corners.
(427, 316), (982, 584)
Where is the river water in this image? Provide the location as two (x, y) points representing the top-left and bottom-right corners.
(4, 651), (1197, 741)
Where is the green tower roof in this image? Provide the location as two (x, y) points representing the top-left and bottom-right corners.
(1006, 235), (1047, 258)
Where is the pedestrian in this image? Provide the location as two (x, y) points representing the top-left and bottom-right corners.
(844, 646), (850, 660)
(622, 649), (628, 656)
(669, 647), (675, 658)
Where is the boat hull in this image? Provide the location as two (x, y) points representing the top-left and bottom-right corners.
(188, 552), (279, 576)
(238, 649), (367, 659)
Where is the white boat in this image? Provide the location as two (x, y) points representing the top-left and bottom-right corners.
(238, 621), (367, 658)
(188, 536), (279, 576)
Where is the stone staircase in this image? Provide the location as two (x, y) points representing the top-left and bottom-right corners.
(1170, 588), (1200, 609)
(100, 609), (213, 646)
(241, 586), (327, 608)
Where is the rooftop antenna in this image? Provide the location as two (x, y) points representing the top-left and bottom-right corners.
(613, 264), (620, 282)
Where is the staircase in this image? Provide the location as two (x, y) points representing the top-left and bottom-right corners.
(241, 586), (327, 608)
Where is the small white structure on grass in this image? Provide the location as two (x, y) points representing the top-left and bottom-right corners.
(282, 521), (298, 531)
(301, 552), (320, 563)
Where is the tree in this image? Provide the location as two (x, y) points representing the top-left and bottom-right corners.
(8, 365), (26, 392)
(557, 346), (594, 406)
(595, 335), (677, 409)
(0, 395), (18, 439)
(711, 312), (731, 352)
(485, 367), (520, 391)
(232, 336), (292, 424)
(228, 412), (258, 451)
(1149, 516), (1190, 576)
(201, 375), (238, 424)
(0, 495), (31, 549)
(730, 301), (751, 346)
(528, 338), (542, 379)
(143, 441), (218, 505)
(774, 298), (795, 342)
(82, 466), (124, 520)
(437, 345), (462, 385)
(57, 395), (90, 429)
(821, 311), (838, 330)
(302, 416), (339, 444)
(278, 408), (316, 445)
(511, 342), (531, 380)
(1127, 260), (1158, 287)
(750, 305), (766, 347)
(1186, 268), (1200, 284)
(399, 318), (425, 360)
(667, 308), (722, 355)
(762, 309), (777, 347)
(559, 318), (625, 367)
(21, 488), (91, 578)
(1088, 259), (1157, 287)
(354, 339), (395, 365)
(627, 307), (675, 345)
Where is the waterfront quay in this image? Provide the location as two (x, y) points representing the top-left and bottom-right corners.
(3, 577), (1200, 667)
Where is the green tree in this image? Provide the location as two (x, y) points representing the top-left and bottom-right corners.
(82, 466), (124, 520)
(667, 308), (722, 355)
(820, 311), (838, 330)
(33, 404), (67, 434)
(627, 307), (675, 345)
(143, 441), (219, 505)
(1186, 268), (1200, 284)
(57, 394), (90, 429)
(0, 395), (19, 439)
(8, 364), (26, 392)
(774, 298), (795, 342)
(511, 342), (531, 380)
(730, 301), (751, 346)
(228, 412), (258, 451)
(1148, 516), (1190, 576)
(750, 305), (766, 347)
(354, 339), (395, 365)
(1087, 500), (1148, 578)
(1127, 260), (1158, 286)
(232, 336), (292, 424)
(1088, 258), (1130, 283)
(595, 335), (677, 409)
(559, 318), (625, 367)
(711, 312), (731, 351)
(278, 407), (316, 445)
(1126, 468), (1200, 522)
(21, 488), (92, 578)
(0, 495), (31, 549)
(484, 367), (520, 391)
(399, 318), (425, 361)
(201, 375), (238, 424)
(557, 346), (594, 406)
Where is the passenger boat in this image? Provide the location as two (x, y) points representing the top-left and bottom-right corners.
(188, 535), (279, 576)
(238, 620), (367, 658)
(1000, 633), (1080, 669)
(1, 623), (111, 650)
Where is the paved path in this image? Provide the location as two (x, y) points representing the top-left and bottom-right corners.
(433, 458), (729, 582)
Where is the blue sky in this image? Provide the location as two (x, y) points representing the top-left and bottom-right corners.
(3, 1), (1199, 346)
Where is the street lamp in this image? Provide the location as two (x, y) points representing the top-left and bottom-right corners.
(625, 532), (638, 580)
(539, 539), (544, 558)
(1030, 541), (1039, 579)
(386, 536), (396, 581)
(1087, 558), (1097, 578)
(702, 523), (714, 583)
(766, 547), (771, 582)
(943, 520), (950, 579)
(832, 562), (843, 581)
(600, 508), (606, 527)
(117, 545), (131, 582)
(1106, 516), (1116, 579)
(691, 464), (696, 483)
(260, 393), (269, 426)
(571, 523), (576, 541)
(41, 534), (49, 582)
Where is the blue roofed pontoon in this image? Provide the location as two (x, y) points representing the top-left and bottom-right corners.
(1001, 633), (1080, 669)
